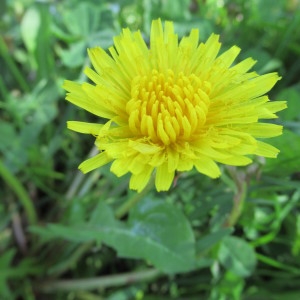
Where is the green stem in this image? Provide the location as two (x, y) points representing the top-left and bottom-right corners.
(0, 36), (30, 93)
(115, 176), (155, 219)
(38, 268), (161, 292)
(0, 160), (37, 225)
(66, 146), (99, 201)
(256, 253), (300, 274)
(224, 167), (247, 227)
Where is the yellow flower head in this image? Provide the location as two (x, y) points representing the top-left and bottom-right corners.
(64, 19), (286, 192)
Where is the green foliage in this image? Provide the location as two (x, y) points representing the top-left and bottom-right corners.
(32, 198), (196, 273)
(1, 0), (300, 299)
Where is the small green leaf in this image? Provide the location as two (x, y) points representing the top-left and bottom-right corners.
(218, 236), (257, 277)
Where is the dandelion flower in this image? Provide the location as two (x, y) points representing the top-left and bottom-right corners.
(64, 19), (286, 192)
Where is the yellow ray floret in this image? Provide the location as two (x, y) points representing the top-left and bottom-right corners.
(64, 19), (287, 192)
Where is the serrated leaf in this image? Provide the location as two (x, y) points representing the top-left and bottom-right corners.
(218, 236), (257, 277)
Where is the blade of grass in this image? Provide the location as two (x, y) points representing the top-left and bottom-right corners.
(0, 160), (37, 225)
(256, 253), (300, 275)
(0, 36), (30, 93)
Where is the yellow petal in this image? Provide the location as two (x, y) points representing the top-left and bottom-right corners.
(129, 140), (162, 154)
(254, 141), (279, 158)
(167, 147), (179, 172)
(129, 165), (153, 192)
(216, 45), (241, 69)
(79, 152), (112, 173)
(194, 156), (221, 178)
(230, 57), (257, 74)
(216, 155), (252, 166)
(155, 162), (175, 191)
(67, 121), (103, 134)
(242, 123), (283, 138)
(177, 158), (194, 172)
(110, 158), (130, 177)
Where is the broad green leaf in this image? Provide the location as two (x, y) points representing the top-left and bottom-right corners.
(128, 197), (195, 259)
(218, 236), (257, 277)
(31, 199), (196, 273)
(89, 201), (117, 227)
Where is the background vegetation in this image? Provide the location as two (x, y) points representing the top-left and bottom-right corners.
(1, 0), (300, 299)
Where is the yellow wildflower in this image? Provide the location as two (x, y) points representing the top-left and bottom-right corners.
(64, 19), (286, 192)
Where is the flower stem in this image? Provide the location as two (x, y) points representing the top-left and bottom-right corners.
(224, 167), (247, 227)
(0, 160), (37, 225)
(38, 268), (162, 292)
(66, 146), (99, 201)
(115, 176), (155, 219)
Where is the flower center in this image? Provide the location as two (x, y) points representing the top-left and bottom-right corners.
(126, 69), (210, 146)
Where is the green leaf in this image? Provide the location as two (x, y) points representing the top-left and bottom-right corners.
(63, 3), (102, 37)
(124, 197), (196, 273)
(263, 129), (300, 176)
(31, 199), (196, 273)
(218, 236), (257, 277)
(277, 86), (300, 121)
(128, 197), (195, 259)
(0, 122), (16, 152)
